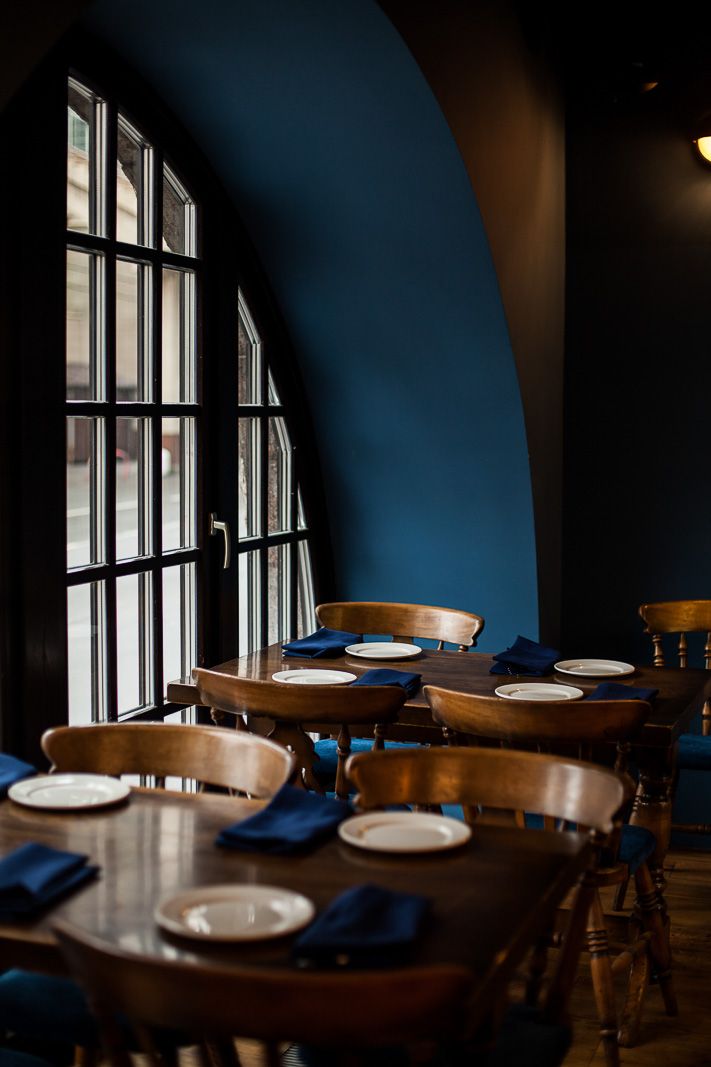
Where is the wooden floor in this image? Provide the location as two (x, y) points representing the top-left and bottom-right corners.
(564, 848), (711, 1066)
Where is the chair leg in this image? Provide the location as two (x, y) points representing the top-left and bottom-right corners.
(633, 862), (678, 1017)
(586, 891), (619, 1067)
(617, 938), (650, 1048)
(525, 934), (550, 1007)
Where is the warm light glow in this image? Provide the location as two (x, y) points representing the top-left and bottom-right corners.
(696, 136), (711, 163)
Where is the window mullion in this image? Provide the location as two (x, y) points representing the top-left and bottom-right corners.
(151, 142), (165, 708)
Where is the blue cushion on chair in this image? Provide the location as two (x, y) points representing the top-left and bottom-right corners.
(0, 971), (96, 1047)
(313, 738), (418, 785)
(617, 824), (656, 874)
(677, 732), (711, 770)
(0, 1051), (57, 1067)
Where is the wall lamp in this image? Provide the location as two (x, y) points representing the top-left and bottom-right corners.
(695, 136), (711, 164)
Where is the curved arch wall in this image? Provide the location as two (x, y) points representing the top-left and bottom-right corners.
(71, 0), (539, 651)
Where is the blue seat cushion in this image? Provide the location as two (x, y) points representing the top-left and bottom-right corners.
(0, 1051), (57, 1067)
(677, 733), (711, 770)
(0, 972), (96, 1047)
(616, 824), (656, 874)
(312, 738), (419, 784)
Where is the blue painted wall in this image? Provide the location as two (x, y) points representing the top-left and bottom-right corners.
(82, 0), (539, 652)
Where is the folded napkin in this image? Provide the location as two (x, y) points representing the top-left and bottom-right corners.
(282, 628), (360, 659)
(0, 843), (99, 918)
(490, 635), (560, 676)
(291, 883), (430, 969)
(216, 784), (352, 855)
(586, 682), (659, 702)
(351, 669), (422, 698)
(0, 754), (36, 798)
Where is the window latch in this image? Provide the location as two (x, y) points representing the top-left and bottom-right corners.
(209, 513), (231, 570)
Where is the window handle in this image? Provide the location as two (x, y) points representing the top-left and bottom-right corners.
(209, 513), (231, 570)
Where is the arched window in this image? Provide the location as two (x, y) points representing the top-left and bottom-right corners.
(0, 48), (325, 753)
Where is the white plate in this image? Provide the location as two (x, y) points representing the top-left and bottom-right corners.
(8, 773), (130, 811)
(338, 811), (471, 853)
(155, 884), (316, 941)
(272, 669), (356, 684)
(554, 659), (635, 678)
(345, 642), (422, 661)
(494, 683), (584, 701)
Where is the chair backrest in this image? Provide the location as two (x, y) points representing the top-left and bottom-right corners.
(639, 599), (711, 667)
(192, 671), (406, 726)
(41, 722), (295, 798)
(53, 919), (471, 1067)
(315, 601), (484, 650)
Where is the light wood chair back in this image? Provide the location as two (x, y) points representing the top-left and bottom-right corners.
(53, 919), (471, 1067)
(41, 722), (294, 798)
(192, 671), (406, 797)
(639, 599), (711, 669)
(315, 601), (484, 650)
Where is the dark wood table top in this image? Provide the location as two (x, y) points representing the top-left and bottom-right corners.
(0, 787), (591, 1032)
(168, 645), (711, 748)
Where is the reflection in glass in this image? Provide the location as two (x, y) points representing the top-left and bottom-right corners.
(67, 417), (104, 569)
(116, 418), (151, 560)
(268, 417), (292, 534)
(297, 489), (307, 531)
(116, 114), (152, 247)
(68, 581), (106, 725)
(116, 259), (151, 401)
(163, 165), (196, 256)
(268, 545), (290, 645)
(162, 268), (196, 402)
(238, 418), (260, 538)
(238, 551), (261, 656)
(297, 540), (316, 638)
(117, 572), (153, 715)
(163, 563), (196, 696)
(267, 367), (281, 406)
(162, 418), (196, 551)
(238, 292), (261, 404)
(66, 249), (104, 400)
(67, 79), (105, 236)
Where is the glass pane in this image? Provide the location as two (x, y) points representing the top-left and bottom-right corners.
(116, 418), (151, 560)
(238, 551), (261, 656)
(163, 164), (196, 257)
(116, 259), (151, 401)
(117, 571), (153, 715)
(162, 418), (196, 551)
(117, 114), (152, 247)
(67, 79), (105, 236)
(162, 268), (196, 403)
(66, 249), (104, 400)
(238, 417), (261, 538)
(67, 417), (104, 569)
(297, 489), (307, 531)
(297, 540), (316, 638)
(268, 417), (292, 534)
(267, 368), (281, 406)
(268, 544), (290, 645)
(68, 581), (106, 724)
(238, 293), (262, 404)
(163, 563), (197, 695)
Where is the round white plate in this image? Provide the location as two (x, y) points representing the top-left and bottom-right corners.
(8, 773), (130, 811)
(155, 884), (315, 941)
(338, 811), (471, 853)
(554, 659), (635, 678)
(494, 683), (584, 701)
(272, 669), (356, 684)
(345, 642), (422, 661)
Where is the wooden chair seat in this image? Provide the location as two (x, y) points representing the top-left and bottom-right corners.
(422, 687), (678, 1067)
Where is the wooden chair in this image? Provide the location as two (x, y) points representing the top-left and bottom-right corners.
(52, 918), (471, 1067)
(41, 722), (295, 798)
(316, 600), (485, 650)
(347, 744), (631, 1067)
(421, 687), (678, 1067)
(192, 671), (405, 799)
(640, 599), (711, 835)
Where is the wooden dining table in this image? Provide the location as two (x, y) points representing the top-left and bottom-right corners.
(168, 644), (711, 882)
(0, 787), (592, 1042)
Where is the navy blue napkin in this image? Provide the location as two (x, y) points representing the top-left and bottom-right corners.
(0, 754), (36, 797)
(351, 669), (422, 698)
(282, 628), (360, 659)
(586, 682), (659, 702)
(490, 635), (560, 676)
(0, 843), (99, 918)
(292, 883), (430, 969)
(216, 784), (353, 854)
